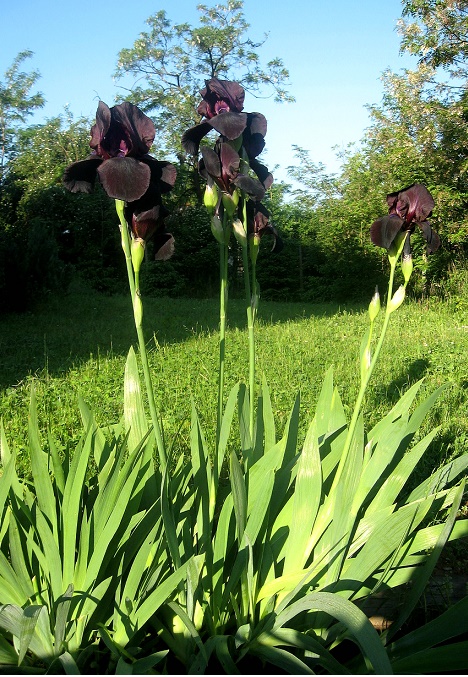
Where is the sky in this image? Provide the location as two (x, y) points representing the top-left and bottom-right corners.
(1, 0), (417, 183)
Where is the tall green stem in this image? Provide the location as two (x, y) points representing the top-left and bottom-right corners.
(329, 234), (407, 497)
(241, 202), (255, 439)
(216, 231), (229, 480)
(116, 200), (167, 472)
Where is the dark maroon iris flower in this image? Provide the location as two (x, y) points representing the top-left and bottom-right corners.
(63, 101), (176, 258)
(370, 183), (440, 254)
(247, 201), (283, 253)
(182, 78), (273, 193)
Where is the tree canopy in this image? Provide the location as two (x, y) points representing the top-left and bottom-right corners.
(114, 0), (293, 157)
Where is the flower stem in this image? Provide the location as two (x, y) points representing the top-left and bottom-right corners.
(329, 236), (405, 495)
(241, 202), (255, 440)
(216, 229), (229, 483)
(115, 200), (167, 472)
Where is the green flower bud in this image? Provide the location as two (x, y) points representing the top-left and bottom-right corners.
(211, 215), (230, 245)
(388, 285), (406, 313)
(222, 190), (239, 219)
(131, 238), (145, 274)
(232, 218), (247, 248)
(249, 234), (261, 267)
(133, 292), (143, 328)
(360, 345), (371, 384)
(368, 287), (381, 322)
(401, 253), (413, 285)
(203, 183), (219, 215)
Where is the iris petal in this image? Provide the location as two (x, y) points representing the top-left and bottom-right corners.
(63, 157), (102, 193)
(418, 221), (441, 253)
(370, 214), (404, 250)
(208, 112), (248, 140)
(154, 232), (175, 260)
(181, 122), (212, 155)
(97, 157), (151, 202)
(233, 174), (265, 201)
(200, 147), (222, 178)
(249, 158), (273, 189)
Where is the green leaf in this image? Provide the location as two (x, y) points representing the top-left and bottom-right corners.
(61, 426), (93, 588)
(384, 479), (465, 643)
(124, 347), (149, 453)
(283, 418), (322, 575)
(391, 642), (468, 674)
(230, 451), (247, 542)
(217, 383), (239, 480)
(190, 400), (211, 556)
(256, 627), (351, 674)
(0, 631), (18, 665)
(387, 595), (468, 661)
(274, 591), (392, 675)
(28, 387), (57, 536)
(251, 644), (314, 674)
(128, 562), (190, 640)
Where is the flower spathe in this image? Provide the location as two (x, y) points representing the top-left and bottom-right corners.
(370, 183), (440, 255)
(63, 101), (176, 259)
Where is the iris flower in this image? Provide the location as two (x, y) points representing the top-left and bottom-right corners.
(370, 183), (440, 255)
(64, 101), (176, 257)
(247, 201), (283, 253)
(182, 78), (273, 198)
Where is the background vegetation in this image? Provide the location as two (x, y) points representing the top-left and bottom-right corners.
(1, 0), (468, 311)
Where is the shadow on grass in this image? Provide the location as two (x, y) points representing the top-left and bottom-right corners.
(0, 284), (364, 390)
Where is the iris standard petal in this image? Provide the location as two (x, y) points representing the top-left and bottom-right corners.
(111, 102), (156, 156)
(387, 183), (434, 223)
(63, 157), (103, 193)
(370, 214), (405, 250)
(199, 79), (245, 118)
(97, 157), (151, 202)
(90, 101), (112, 155)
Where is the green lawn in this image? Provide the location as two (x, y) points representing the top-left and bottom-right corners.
(1, 279), (467, 483)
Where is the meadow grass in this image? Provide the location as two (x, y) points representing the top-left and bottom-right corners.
(1, 278), (467, 485)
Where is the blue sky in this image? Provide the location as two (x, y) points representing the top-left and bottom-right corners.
(1, 0), (417, 182)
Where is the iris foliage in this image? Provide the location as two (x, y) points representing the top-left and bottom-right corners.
(0, 85), (467, 675)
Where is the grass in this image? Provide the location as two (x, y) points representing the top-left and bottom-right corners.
(1, 278), (468, 487)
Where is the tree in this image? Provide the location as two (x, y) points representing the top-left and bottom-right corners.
(0, 50), (45, 178)
(114, 0), (293, 159)
(398, 0), (468, 81)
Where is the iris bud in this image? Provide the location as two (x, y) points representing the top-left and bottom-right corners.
(133, 292), (143, 328)
(368, 287), (381, 322)
(211, 215), (230, 245)
(232, 218), (247, 248)
(131, 238), (145, 274)
(249, 234), (261, 267)
(388, 285), (406, 313)
(222, 190), (239, 219)
(401, 253), (413, 285)
(204, 183), (219, 216)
